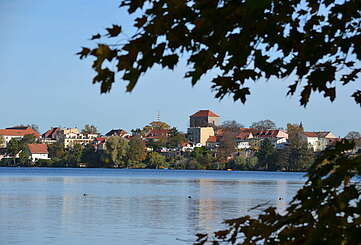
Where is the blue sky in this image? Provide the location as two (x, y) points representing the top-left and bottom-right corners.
(1, 0), (360, 137)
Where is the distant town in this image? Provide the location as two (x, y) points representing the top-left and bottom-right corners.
(0, 110), (360, 171)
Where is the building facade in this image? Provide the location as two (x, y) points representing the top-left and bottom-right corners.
(189, 110), (220, 127)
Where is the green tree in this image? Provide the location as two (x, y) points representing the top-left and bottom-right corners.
(105, 136), (129, 168)
(288, 144), (315, 171)
(19, 151), (31, 166)
(6, 138), (22, 166)
(81, 124), (98, 134)
(0, 136), (5, 148)
(167, 133), (187, 148)
(21, 134), (37, 144)
(147, 151), (166, 169)
(128, 135), (147, 166)
(66, 144), (83, 167)
(250, 120), (276, 131)
(81, 144), (101, 167)
(48, 142), (66, 159)
(150, 121), (170, 130)
(256, 138), (275, 170)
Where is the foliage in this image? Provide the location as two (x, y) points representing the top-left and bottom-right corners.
(147, 151), (166, 169)
(218, 130), (237, 162)
(287, 123), (305, 149)
(79, 0), (361, 105)
(48, 142), (66, 159)
(81, 144), (102, 167)
(105, 136), (129, 167)
(6, 138), (22, 165)
(256, 138), (276, 169)
(345, 131), (361, 140)
(196, 140), (361, 244)
(143, 121), (170, 133)
(21, 134), (37, 144)
(219, 120), (244, 130)
(251, 120), (276, 130)
(167, 133), (187, 148)
(128, 135), (147, 165)
(19, 151), (31, 166)
(149, 121), (170, 130)
(0, 136), (5, 147)
(66, 144), (84, 167)
(81, 124), (98, 134)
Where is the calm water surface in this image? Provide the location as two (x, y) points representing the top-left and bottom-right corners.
(0, 168), (306, 245)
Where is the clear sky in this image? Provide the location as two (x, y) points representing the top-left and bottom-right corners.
(1, 0), (360, 137)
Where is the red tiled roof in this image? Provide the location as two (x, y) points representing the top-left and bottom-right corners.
(304, 132), (318, 137)
(206, 136), (217, 143)
(145, 129), (169, 138)
(215, 129), (224, 136)
(190, 110), (219, 118)
(236, 132), (252, 140)
(105, 129), (128, 137)
(255, 130), (286, 138)
(216, 128), (252, 137)
(42, 127), (60, 138)
(27, 144), (48, 154)
(0, 128), (40, 138)
(95, 137), (106, 142)
(239, 128), (252, 132)
(314, 131), (336, 138)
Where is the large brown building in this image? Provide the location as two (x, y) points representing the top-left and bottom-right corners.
(189, 110), (220, 127)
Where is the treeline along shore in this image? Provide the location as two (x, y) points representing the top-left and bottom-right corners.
(1, 110), (360, 171)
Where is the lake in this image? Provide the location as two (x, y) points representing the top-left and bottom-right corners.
(0, 168), (306, 245)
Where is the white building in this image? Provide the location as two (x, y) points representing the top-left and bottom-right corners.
(27, 144), (49, 162)
(0, 127), (40, 147)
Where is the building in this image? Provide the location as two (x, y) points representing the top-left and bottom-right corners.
(302, 131), (336, 152)
(41, 127), (61, 144)
(236, 131), (254, 149)
(189, 110), (220, 127)
(27, 144), (49, 162)
(105, 129), (129, 137)
(94, 137), (107, 151)
(56, 128), (98, 148)
(144, 128), (169, 143)
(0, 127), (40, 147)
(253, 130), (288, 140)
(188, 127), (215, 146)
(206, 135), (220, 149)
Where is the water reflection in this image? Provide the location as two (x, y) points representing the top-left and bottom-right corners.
(0, 169), (304, 245)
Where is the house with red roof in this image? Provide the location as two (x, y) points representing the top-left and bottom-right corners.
(144, 128), (169, 143)
(0, 127), (40, 147)
(41, 127), (61, 144)
(302, 131), (337, 152)
(27, 144), (49, 162)
(206, 130), (254, 150)
(105, 129), (129, 138)
(206, 135), (221, 149)
(190, 110), (220, 127)
(93, 137), (107, 151)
